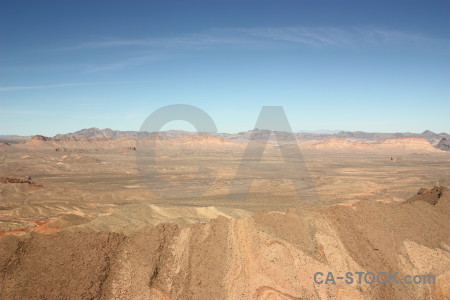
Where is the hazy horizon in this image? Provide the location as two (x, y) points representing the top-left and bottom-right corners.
(2, 126), (449, 138)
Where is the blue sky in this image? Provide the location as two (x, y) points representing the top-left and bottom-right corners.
(0, 0), (449, 136)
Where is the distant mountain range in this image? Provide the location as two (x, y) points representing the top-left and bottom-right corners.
(53, 128), (197, 140)
(54, 128), (137, 139)
(51, 127), (450, 145)
(1, 128), (449, 151)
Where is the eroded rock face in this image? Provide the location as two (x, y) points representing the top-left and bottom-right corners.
(436, 138), (450, 151)
(406, 186), (445, 205)
(30, 135), (51, 141)
(0, 176), (33, 184)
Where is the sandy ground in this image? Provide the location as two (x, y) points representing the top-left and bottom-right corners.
(0, 137), (449, 299)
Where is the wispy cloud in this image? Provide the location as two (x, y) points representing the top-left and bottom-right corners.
(61, 31), (262, 51)
(0, 81), (129, 92)
(83, 53), (169, 73)
(0, 108), (53, 115)
(237, 27), (353, 47)
(63, 26), (447, 52)
(238, 26), (448, 49)
(59, 30), (269, 72)
(356, 28), (445, 45)
(0, 63), (86, 73)
(21, 27), (449, 74)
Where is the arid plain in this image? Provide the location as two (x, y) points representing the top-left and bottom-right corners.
(0, 129), (449, 299)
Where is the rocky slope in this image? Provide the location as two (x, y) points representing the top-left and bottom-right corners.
(0, 187), (449, 299)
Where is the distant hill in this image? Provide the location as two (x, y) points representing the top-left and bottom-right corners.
(436, 138), (450, 151)
(53, 128), (197, 140)
(331, 130), (450, 144)
(296, 130), (341, 134)
(54, 128), (137, 139)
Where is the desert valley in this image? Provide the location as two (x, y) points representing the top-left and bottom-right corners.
(0, 128), (449, 299)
